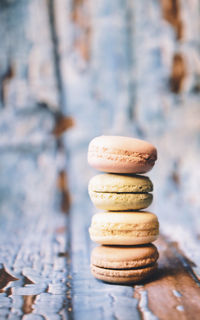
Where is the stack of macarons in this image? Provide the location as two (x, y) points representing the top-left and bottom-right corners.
(87, 135), (159, 284)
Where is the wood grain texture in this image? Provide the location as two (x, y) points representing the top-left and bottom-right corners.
(0, 209), (71, 318)
(0, 1), (71, 319)
(0, 0), (200, 319)
(131, 0), (200, 281)
(135, 236), (200, 320)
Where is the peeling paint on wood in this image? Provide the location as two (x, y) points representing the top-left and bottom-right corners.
(161, 0), (183, 39)
(0, 0), (200, 318)
(169, 53), (186, 93)
(0, 0), (70, 318)
(52, 115), (74, 137)
(1, 63), (16, 106)
(22, 295), (36, 314)
(57, 170), (71, 213)
(71, 0), (91, 62)
(135, 288), (158, 320)
(134, 236), (200, 320)
(0, 209), (71, 317)
(0, 266), (18, 290)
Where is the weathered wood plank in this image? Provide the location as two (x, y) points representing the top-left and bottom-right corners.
(55, 0), (142, 318)
(135, 236), (200, 320)
(0, 1), (71, 319)
(131, 0), (200, 281)
(69, 200), (140, 320)
(0, 0), (59, 111)
(0, 208), (70, 318)
(0, 0), (200, 319)
(56, 0), (200, 318)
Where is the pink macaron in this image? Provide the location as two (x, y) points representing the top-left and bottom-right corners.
(88, 135), (157, 174)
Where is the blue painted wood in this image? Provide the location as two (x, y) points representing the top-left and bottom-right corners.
(60, 0), (200, 317)
(0, 1), (71, 319)
(0, 0), (200, 319)
(63, 0), (200, 279)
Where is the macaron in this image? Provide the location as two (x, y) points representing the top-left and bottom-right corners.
(89, 211), (159, 245)
(91, 244), (159, 284)
(88, 135), (157, 173)
(88, 173), (153, 211)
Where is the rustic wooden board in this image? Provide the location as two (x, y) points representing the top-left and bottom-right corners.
(0, 1), (71, 318)
(135, 236), (200, 320)
(0, 0), (200, 319)
(0, 207), (71, 319)
(1, 198), (200, 320)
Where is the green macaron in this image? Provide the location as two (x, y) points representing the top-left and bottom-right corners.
(88, 173), (153, 211)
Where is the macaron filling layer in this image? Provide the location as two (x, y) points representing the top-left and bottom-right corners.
(92, 256), (158, 269)
(90, 228), (158, 237)
(90, 220), (159, 230)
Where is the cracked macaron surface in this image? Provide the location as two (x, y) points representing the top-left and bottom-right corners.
(88, 173), (153, 211)
(91, 244), (159, 284)
(88, 135), (157, 173)
(89, 211), (159, 245)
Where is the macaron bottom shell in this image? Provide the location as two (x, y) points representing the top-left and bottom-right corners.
(89, 191), (153, 211)
(91, 263), (157, 284)
(88, 156), (155, 174)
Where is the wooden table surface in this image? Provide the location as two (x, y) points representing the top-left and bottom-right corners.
(0, 0), (200, 319)
(0, 198), (200, 320)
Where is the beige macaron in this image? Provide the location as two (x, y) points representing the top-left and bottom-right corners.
(89, 211), (159, 245)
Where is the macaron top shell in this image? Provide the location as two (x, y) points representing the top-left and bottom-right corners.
(88, 136), (157, 155)
(88, 135), (157, 173)
(91, 244), (159, 269)
(88, 173), (153, 193)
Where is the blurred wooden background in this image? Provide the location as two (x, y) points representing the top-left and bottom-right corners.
(0, 0), (200, 319)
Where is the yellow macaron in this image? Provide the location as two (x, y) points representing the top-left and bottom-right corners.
(88, 173), (153, 211)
